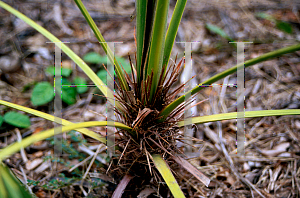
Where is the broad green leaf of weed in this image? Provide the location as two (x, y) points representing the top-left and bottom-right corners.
(22, 81), (36, 92)
(95, 56), (131, 86)
(83, 52), (106, 64)
(276, 21), (293, 34)
(116, 56), (132, 74)
(84, 51), (132, 73)
(31, 81), (54, 106)
(96, 70), (107, 85)
(46, 66), (73, 77)
(62, 78), (77, 105)
(73, 76), (88, 94)
(3, 111), (31, 128)
(205, 23), (232, 41)
(0, 115), (3, 127)
(256, 12), (293, 34)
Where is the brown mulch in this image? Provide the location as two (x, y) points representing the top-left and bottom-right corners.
(0, 0), (300, 197)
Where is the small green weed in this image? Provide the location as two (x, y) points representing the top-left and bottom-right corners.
(0, 111), (30, 129)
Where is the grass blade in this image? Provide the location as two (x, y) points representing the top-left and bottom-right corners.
(0, 121), (131, 161)
(136, 0), (148, 85)
(0, 100), (107, 144)
(160, 43), (300, 120)
(163, 0), (187, 73)
(147, 0), (170, 102)
(177, 109), (300, 126)
(0, 163), (33, 198)
(73, 0), (129, 91)
(151, 154), (185, 198)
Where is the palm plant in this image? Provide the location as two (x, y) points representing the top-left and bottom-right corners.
(0, 0), (300, 197)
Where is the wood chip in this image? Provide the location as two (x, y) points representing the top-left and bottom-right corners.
(260, 142), (290, 157)
(26, 158), (43, 171)
(172, 155), (210, 187)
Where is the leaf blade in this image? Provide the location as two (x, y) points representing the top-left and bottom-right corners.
(177, 109), (300, 126)
(0, 1), (118, 109)
(73, 0), (129, 91)
(0, 100), (106, 143)
(147, 0), (170, 102)
(0, 121), (131, 161)
(160, 43), (300, 121)
(151, 154), (185, 198)
(136, 0), (148, 85)
(163, 0), (187, 73)
(0, 163), (33, 198)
